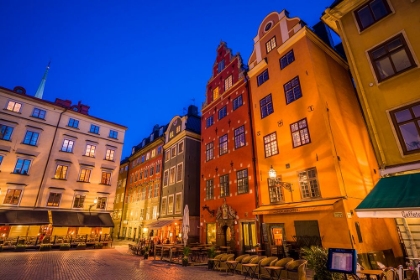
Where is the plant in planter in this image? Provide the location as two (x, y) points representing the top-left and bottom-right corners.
(94, 243), (103, 249)
(143, 246), (149, 259)
(182, 246), (190, 266)
(0, 245), (3, 252)
(76, 242), (87, 250)
(207, 246), (216, 269)
(60, 243), (71, 251)
(39, 243), (52, 251)
(301, 246), (345, 280)
(15, 243), (26, 252)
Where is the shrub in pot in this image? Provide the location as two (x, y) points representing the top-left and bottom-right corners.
(60, 243), (71, 251)
(182, 246), (190, 266)
(76, 242), (86, 250)
(301, 246), (345, 280)
(207, 246), (216, 269)
(15, 243), (26, 252)
(39, 243), (52, 251)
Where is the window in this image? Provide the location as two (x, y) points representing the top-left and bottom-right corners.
(141, 155), (146, 163)
(280, 50), (295, 69)
(175, 193), (182, 214)
(206, 142), (214, 161)
(68, 118), (79, 128)
(164, 150), (170, 161)
(101, 171), (112, 185)
(291, 118), (311, 148)
(206, 116), (214, 128)
(109, 130), (118, 139)
(0, 125), (14, 140)
(218, 60), (225, 73)
(233, 95), (243, 110)
(154, 182), (159, 197)
(105, 149), (115, 161)
(213, 87), (220, 101)
(73, 194), (85, 208)
(218, 106), (227, 120)
(32, 108), (46, 119)
(257, 69), (269, 86)
(299, 168), (320, 198)
(84, 144), (96, 157)
(161, 197), (167, 215)
(368, 34), (416, 82)
(224, 75), (233, 91)
(89, 124), (100, 134)
(141, 187), (146, 200)
(151, 149), (156, 157)
(220, 174), (229, 197)
(171, 146), (176, 158)
(355, 0), (391, 31)
(268, 178), (285, 203)
(157, 146), (163, 155)
(152, 205), (158, 219)
(176, 163), (183, 182)
(178, 141), (184, 154)
(260, 94), (274, 118)
(6, 101), (22, 112)
(47, 193), (62, 207)
(14, 158), (31, 174)
(78, 168), (91, 182)
(237, 169), (249, 194)
(148, 185), (153, 199)
(390, 101), (420, 154)
(284, 77), (302, 104)
(3, 189), (22, 205)
(168, 195), (174, 214)
(264, 132), (279, 157)
(266, 36), (276, 53)
(169, 167), (176, 185)
(234, 126), (245, 149)
(156, 162), (161, 173)
(61, 139), (74, 152)
(96, 197), (107, 209)
(150, 166), (154, 176)
(23, 131), (39, 146)
(54, 164), (68, 179)
(219, 134), (228, 155)
(0, 155), (3, 166)
(206, 179), (214, 200)
(163, 170), (169, 186)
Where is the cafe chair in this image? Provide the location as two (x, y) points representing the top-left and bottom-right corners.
(237, 255), (257, 275)
(209, 253), (226, 270)
(380, 268), (397, 280)
(258, 256), (278, 279)
(217, 253), (235, 272)
(285, 259), (307, 280)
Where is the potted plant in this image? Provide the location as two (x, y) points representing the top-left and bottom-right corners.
(0, 245), (3, 252)
(301, 246), (345, 280)
(76, 242), (86, 250)
(15, 243), (26, 252)
(94, 242), (103, 249)
(60, 243), (71, 251)
(182, 246), (190, 266)
(39, 243), (52, 251)
(207, 246), (216, 269)
(143, 246), (149, 259)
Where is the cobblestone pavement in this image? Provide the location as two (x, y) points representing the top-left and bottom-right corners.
(0, 246), (246, 280)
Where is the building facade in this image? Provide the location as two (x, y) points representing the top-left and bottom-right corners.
(322, 0), (420, 259)
(112, 158), (129, 239)
(0, 85), (126, 243)
(247, 10), (402, 260)
(200, 42), (259, 253)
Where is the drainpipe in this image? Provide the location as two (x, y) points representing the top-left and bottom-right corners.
(34, 108), (67, 207)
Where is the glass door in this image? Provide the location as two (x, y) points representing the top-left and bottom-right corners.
(242, 222), (256, 252)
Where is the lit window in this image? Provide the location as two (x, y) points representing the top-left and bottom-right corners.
(220, 174), (229, 198)
(257, 69), (269, 86)
(284, 77), (302, 104)
(224, 75), (233, 91)
(390, 101), (420, 154)
(178, 141), (184, 154)
(148, 185), (153, 198)
(54, 164), (68, 179)
(89, 124), (100, 134)
(151, 149), (156, 158)
(206, 142), (214, 161)
(6, 101), (22, 112)
(268, 178), (284, 203)
(105, 149), (115, 161)
(154, 183), (159, 197)
(175, 193), (182, 214)
(355, 0), (391, 31)
(61, 139), (74, 153)
(219, 134), (228, 155)
(213, 87), (220, 101)
(163, 170), (169, 186)
(299, 168), (320, 199)
(165, 151), (170, 161)
(368, 34), (416, 82)
(161, 197), (167, 215)
(280, 50), (295, 69)
(96, 197), (107, 209)
(168, 195), (174, 214)
(78, 168), (91, 182)
(237, 169), (249, 194)
(3, 189), (22, 205)
(68, 118), (79, 128)
(218, 106), (227, 120)
(84, 144), (96, 157)
(291, 118), (311, 148)
(0, 125), (14, 140)
(176, 163), (183, 182)
(266, 36), (276, 53)
(101, 171), (112, 185)
(47, 193), (62, 207)
(109, 130), (118, 139)
(264, 132), (279, 157)
(260, 94), (274, 118)
(234, 126), (245, 149)
(13, 158), (31, 175)
(218, 60), (225, 73)
(206, 179), (214, 200)
(32, 108), (46, 119)
(73, 194), (85, 208)
(206, 116), (214, 128)
(233, 95), (243, 110)
(171, 146), (176, 158)
(169, 167), (176, 185)
(23, 131), (39, 146)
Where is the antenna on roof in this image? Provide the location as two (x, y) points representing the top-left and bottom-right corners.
(34, 61), (51, 99)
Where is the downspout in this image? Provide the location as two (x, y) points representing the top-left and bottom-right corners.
(34, 108), (67, 207)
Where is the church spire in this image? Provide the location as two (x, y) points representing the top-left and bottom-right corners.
(34, 61), (51, 99)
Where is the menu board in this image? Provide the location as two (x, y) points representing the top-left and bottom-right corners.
(327, 248), (357, 274)
(261, 223), (269, 243)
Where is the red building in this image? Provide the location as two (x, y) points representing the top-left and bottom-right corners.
(200, 42), (259, 253)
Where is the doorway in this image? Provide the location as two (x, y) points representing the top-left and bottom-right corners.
(242, 222), (257, 252)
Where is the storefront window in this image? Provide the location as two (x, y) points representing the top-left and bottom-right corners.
(206, 223), (216, 244)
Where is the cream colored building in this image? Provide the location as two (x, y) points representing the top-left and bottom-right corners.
(0, 85), (126, 243)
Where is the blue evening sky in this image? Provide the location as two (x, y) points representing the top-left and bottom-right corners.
(0, 0), (335, 158)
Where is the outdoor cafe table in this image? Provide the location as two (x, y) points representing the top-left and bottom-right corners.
(242, 263), (259, 280)
(226, 260), (238, 275)
(245, 249), (265, 256)
(356, 269), (383, 280)
(265, 266), (283, 280)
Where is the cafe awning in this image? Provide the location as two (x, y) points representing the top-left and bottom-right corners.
(0, 210), (49, 225)
(51, 211), (114, 227)
(147, 219), (178, 229)
(356, 173), (420, 218)
(252, 198), (340, 215)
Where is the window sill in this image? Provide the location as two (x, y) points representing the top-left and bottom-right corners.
(108, 137), (119, 140)
(59, 150), (73, 153)
(21, 143), (38, 147)
(82, 155), (95, 158)
(51, 178), (67, 180)
(11, 172), (29, 176)
(76, 181), (90, 183)
(88, 131), (100, 135)
(66, 125), (80, 130)
(99, 183), (111, 186)
(104, 159), (115, 162)
(30, 116), (46, 121)
(3, 109), (21, 114)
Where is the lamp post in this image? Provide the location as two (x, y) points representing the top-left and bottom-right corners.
(268, 166), (293, 200)
(88, 198), (98, 227)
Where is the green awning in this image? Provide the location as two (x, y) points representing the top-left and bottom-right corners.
(355, 173), (420, 218)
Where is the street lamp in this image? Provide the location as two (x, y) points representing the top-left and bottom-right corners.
(268, 165), (293, 192)
(89, 198), (98, 213)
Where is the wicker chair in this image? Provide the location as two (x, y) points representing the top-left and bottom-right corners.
(273, 257), (293, 280)
(380, 268), (397, 280)
(216, 253), (235, 271)
(242, 256), (267, 278)
(236, 255), (257, 275)
(285, 259), (307, 280)
(209, 253), (226, 270)
(258, 256), (278, 279)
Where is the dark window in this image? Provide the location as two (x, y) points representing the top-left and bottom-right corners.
(109, 130), (118, 139)
(233, 95), (243, 110)
(219, 134), (228, 155)
(218, 106), (227, 120)
(284, 77), (302, 104)
(218, 60), (225, 73)
(68, 118), (79, 128)
(257, 69), (269, 86)
(355, 0), (391, 31)
(0, 125), (14, 140)
(220, 174), (229, 197)
(89, 124), (100, 134)
(206, 179), (214, 200)
(32, 108), (46, 119)
(23, 131), (39, 146)
(280, 50), (295, 69)
(264, 132), (279, 157)
(206, 116), (214, 128)
(368, 34), (416, 82)
(234, 126), (245, 149)
(47, 193), (62, 207)
(390, 101), (420, 154)
(3, 189), (22, 205)
(260, 94), (274, 119)
(237, 169), (249, 194)
(291, 118), (311, 148)
(14, 159), (31, 174)
(73, 194), (85, 208)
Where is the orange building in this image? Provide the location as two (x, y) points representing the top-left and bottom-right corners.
(200, 42), (259, 253)
(247, 10), (401, 261)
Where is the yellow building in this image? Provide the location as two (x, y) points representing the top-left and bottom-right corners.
(323, 0), (420, 258)
(248, 10), (402, 262)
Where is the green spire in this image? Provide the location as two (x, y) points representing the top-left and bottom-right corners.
(34, 61), (51, 99)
